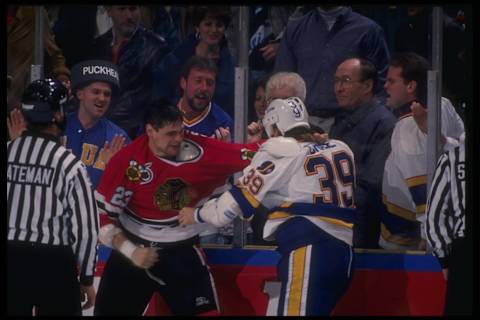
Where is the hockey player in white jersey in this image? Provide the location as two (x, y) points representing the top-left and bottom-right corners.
(380, 52), (465, 250)
(179, 97), (356, 315)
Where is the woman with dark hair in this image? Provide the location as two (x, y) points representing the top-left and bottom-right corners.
(153, 6), (235, 118)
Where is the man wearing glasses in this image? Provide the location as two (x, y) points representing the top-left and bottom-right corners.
(329, 57), (396, 249)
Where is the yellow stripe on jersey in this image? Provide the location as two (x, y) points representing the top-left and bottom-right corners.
(269, 211), (290, 219)
(280, 202), (293, 208)
(240, 186), (261, 208)
(382, 195), (417, 221)
(180, 102), (210, 126)
(405, 175), (427, 188)
(268, 211), (353, 229)
(287, 246), (307, 315)
(318, 217), (353, 229)
(380, 223), (420, 246)
(416, 204), (426, 214)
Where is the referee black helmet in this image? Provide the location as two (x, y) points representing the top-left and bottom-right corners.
(21, 78), (68, 124)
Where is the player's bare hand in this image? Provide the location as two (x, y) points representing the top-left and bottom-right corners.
(80, 284), (96, 310)
(313, 133), (328, 144)
(214, 127), (231, 142)
(131, 247), (159, 269)
(247, 121), (263, 143)
(7, 108), (27, 140)
(411, 101), (428, 134)
(178, 207), (196, 227)
(103, 134), (126, 164)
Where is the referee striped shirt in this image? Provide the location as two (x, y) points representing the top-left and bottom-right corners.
(7, 132), (99, 285)
(425, 133), (465, 268)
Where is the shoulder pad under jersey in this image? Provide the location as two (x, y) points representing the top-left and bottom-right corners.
(176, 139), (203, 162)
(260, 136), (303, 158)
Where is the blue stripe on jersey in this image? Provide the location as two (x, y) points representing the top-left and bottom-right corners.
(269, 202), (356, 224)
(408, 184), (427, 207)
(381, 207), (420, 238)
(229, 185), (258, 218)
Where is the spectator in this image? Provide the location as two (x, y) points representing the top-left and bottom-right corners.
(329, 57), (396, 248)
(178, 56), (233, 141)
(425, 133), (471, 315)
(246, 71), (305, 145)
(7, 5), (71, 110)
(250, 73), (269, 124)
(380, 52), (464, 250)
(179, 97), (356, 315)
(247, 72), (326, 145)
(274, 6), (390, 133)
(153, 6), (235, 118)
(89, 5), (170, 139)
(93, 101), (259, 315)
(63, 60), (130, 189)
(8, 79), (98, 315)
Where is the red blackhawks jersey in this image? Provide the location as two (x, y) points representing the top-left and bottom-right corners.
(95, 132), (259, 243)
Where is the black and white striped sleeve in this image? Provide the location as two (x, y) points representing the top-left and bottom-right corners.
(426, 152), (452, 267)
(67, 159), (99, 286)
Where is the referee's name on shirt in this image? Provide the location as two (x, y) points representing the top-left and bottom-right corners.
(7, 162), (54, 186)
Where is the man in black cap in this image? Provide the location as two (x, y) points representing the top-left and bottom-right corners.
(63, 59), (130, 191)
(7, 79), (99, 315)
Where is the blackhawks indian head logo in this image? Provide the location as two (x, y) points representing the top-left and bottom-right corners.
(154, 178), (198, 211)
(126, 161), (153, 184)
(241, 148), (256, 161)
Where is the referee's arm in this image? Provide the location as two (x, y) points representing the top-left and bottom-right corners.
(425, 152), (452, 268)
(68, 164), (99, 286)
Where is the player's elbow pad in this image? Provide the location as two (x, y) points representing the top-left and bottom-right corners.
(98, 224), (122, 248)
(198, 192), (241, 227)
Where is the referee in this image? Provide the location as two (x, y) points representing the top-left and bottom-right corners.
(7, 79), (99, 315)
(425, 133), (472, 315)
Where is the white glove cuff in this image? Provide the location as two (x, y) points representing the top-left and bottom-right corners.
(99, 224), (122, 247)
(119, 239), (137, 260)
(194, 208), (203, 224)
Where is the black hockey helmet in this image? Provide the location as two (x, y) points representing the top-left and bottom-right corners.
(21, 78), (68, 124)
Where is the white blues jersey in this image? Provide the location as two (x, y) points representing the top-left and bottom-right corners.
(380, 97), (465, 249)
(196, 137), (356, 246)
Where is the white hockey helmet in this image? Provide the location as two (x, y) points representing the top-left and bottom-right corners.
(262, 97), (310, 138)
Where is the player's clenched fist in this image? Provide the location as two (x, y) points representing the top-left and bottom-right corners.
(178, 207), (196, 227)
(131, 247), (159, 269)
(247, 121), (263, 143)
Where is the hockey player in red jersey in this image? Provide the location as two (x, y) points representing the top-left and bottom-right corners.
(94, 100), (259, 315)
